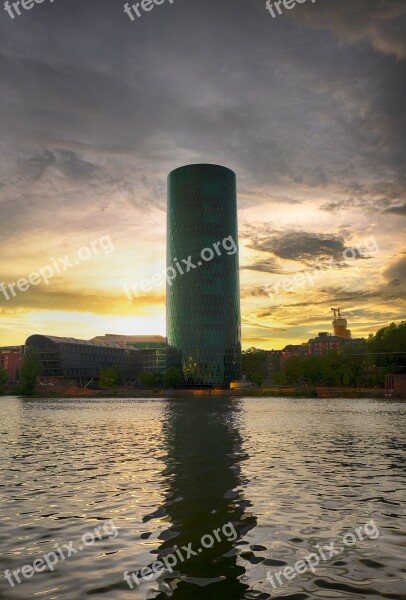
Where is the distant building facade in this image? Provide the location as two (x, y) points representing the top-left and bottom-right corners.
(385, 374), (406, 396)
(91, 334), (166, 347)
(282, 344), (308, 361)
(0, 345), (25, 354)
(266, 350), (283, 377)
(343, 338), (365, 347)
(0, 347), (24, 382)
(26, 335), (141, 385)
(90, 334), (172, 374)
(308, 332), (344, 356)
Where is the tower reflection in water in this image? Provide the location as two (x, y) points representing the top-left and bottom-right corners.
(143, 397), (258, 600)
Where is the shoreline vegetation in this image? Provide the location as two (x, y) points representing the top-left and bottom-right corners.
(2, 386), (404, 399)
(242, 322), (405, 390)
(1, 323), (404, 400)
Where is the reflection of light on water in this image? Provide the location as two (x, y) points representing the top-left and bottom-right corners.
(0, 397), (404, 600)
(145, 397), (261, 600)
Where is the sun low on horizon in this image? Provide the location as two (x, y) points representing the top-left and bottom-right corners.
(0, 0), (405, 349)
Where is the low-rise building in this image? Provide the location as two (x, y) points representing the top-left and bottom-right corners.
(385, 374), (406, 396)
(90, 334), (174, 374)
(266, 350), (283, 376)
(0, 347), (24, 382)
(26, 335), (141, 386)
(343, 337), (365, 347)
(308, 332), (344, 356)
(282, 344), (308, 360)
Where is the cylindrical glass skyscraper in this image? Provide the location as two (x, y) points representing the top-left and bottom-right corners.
(166, 164), (242, 386)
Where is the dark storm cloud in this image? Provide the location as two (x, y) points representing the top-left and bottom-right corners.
(384, 204), (406, 216)
(0, 147), (139, 239)
(266, 280), (405, 323)
(319, 182), (406, 214)
(52, 151), (99, 180)
(382, 253), (406, 285)
(0, 0), (404, 206)
(19, 151), (56, 182)
(16, 150), (99, 183)
(258, 232), (347, 262)
(288, 0), (406, 60)
(241, 258), (281, 274)
(241, 223), (350, 262)
(284, 289), (384, 309)
(0, 0), (405, 330)
(266, 292), (400, 328)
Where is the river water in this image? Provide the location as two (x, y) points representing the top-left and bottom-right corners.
(0, 396), (405, 600)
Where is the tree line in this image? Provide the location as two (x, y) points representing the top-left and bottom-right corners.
(1, 322), (404, 394)
(242, 321), (406, 387)
(99, 367), (182, 388)
(0, 353), (183, 395)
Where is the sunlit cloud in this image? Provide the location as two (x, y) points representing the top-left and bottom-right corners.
(0, 0), (404, 347)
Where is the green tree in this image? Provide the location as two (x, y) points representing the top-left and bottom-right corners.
(152, 372), (164, 387)
(273, 371), (287, 386)
(99, 367), (122, 387)
(342, 371), (352, 387)
(283, 356), (305, 384)
(164, 367), (182, 388)
(20, 347), (40, 395)
(0, 366), (8, 394)
(139, 372), (156, 387)
(242, 348), (268, 379)
(367, 321), (406, 370)
(302, 356), (327, 384)
(249, 372), (263, 386)
(335, 343), (368, 387)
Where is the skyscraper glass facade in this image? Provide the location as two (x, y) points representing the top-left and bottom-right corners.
(166, 164), (242, 385)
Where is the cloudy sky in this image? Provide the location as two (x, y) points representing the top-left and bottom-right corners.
(0, 0), (405, 348)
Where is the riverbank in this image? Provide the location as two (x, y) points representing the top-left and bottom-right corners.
(4, 385), (404, 399)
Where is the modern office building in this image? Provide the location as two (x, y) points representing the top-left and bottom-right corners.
(90, 334), (170, 373)
(167, 164), (242, 385)
(25, 335), (141, 385)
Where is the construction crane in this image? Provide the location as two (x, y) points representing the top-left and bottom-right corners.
(331, 308), (351, 339)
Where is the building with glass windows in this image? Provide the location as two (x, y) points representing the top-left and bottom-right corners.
(25, 335), (141, 386)
(166, 164), (242, 385)
(90, 334), (169, 374)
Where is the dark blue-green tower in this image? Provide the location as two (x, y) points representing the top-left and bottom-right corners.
(166, 164), (242, 386)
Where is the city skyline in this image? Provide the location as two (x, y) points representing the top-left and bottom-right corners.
(1, 0), (405, 348)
